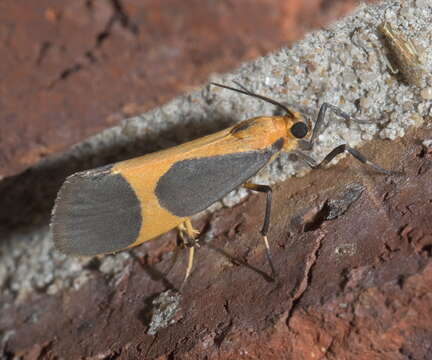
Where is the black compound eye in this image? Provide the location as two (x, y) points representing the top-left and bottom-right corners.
(291, 122), (308, 139)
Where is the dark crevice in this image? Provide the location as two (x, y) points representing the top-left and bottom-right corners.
(95, 14), (116, 49)
(111, 0), (139, 35)
(107, 349), (122, 360)
(59, 64), (83, 81)
(36, 41), (51, 66)
(48, 63), (83, 88)
(421, 244), (432, 257)
(223, 299), (229, 314)
(36, 341), (53, 359)
(85, 51), (97, 63)
(48, 0), (138, 88)
(214, 319), (233, 347)
(397, 274), (405, 289)
(85, 0), (94, 11)
(84, 257), (102, 271)
(304, 203), (330, 232)
(2, 349), (14, 360)
(339, 267), (350, 291)
(319, 0), (335, 12)
(94, 0), (139, 49)
(417, 147), (427, 158)
(96, 30), (111, 48)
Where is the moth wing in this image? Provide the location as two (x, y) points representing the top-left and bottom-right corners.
(155, 139), (283, 217)
(51, 165), (142, 256)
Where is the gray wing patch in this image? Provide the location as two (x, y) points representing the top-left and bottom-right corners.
(155, 138), (283, 217)
(51, 165), (142, 256)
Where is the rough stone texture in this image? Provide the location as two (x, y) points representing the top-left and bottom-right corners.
(1, 0), (432, 359)
(0, 0), (367, 179)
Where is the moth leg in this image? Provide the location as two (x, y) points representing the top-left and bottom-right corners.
(295, 144), (396, 175)
(302, 103), (370, 150)
(184, 219), (200, 242)
(244, 182), (277, 279)
(177, 218), (200, 290)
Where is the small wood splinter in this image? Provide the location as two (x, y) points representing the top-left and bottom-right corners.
(378, 21), (428, 87)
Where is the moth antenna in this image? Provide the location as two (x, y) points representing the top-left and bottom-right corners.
(211, 82), (295, 118)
